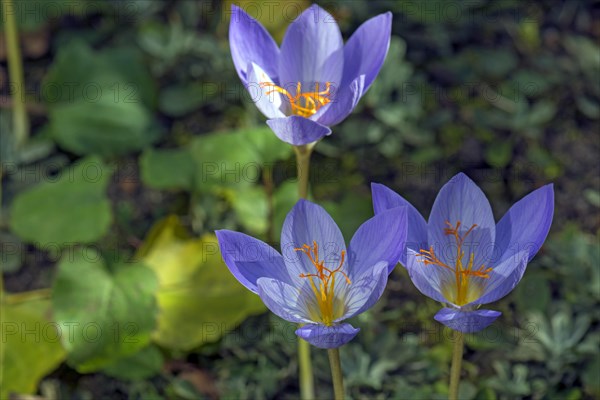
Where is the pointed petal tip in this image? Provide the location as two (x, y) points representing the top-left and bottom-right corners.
(451, 171), (472, 183)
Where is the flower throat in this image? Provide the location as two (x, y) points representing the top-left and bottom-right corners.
(417, 221), (492, 306)
(295, 241), (350, 325)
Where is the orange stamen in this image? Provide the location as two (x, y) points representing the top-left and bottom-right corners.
(417, 220), (493, 305)
(295, 241), (350, 325)
(259, 82), (333, 117)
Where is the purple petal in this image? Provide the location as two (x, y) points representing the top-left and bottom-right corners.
(337, 261), (388, 320)
(312, 75), (365, 127)
(256, 278), (313, 324)
(348, 206), (407, 276)
(281, 199), (346, 278)
(495, 184), (554, 263)
(434, 308), (501, 333)
(247, 62), (286, 119)
(229, 5), (279, 85)
(296, 323), (360, 349)
(404, 250), (449, 304)
(371, 183), (428, 265)
(428, 173), (496, 271)
(342, 12), (392, 90)
(471, 249), (529, 305)
(279, 5), (344, 91)
(216, 230), (290, 293)
(266, 116), (331, 145)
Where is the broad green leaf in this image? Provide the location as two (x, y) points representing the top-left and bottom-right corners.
(140, 216), (265, 351)
(514, 272), (551, 312)
(10, 156), (113, 246)
(52, 248), (158, 372)
(140, 148), (195, 190)
(43, 41), (159, 156)
(103, 345), (164, 381)
(0, 298), (66, 399)
(323, 193), (373, 240)
(244, 127), (292, 164)
(190, 132), (258, 190)
(189, 127), (291, 191)
(229, 186), (269, 235)
(159, 83), (214, 117)
(48, 95), (158, 157)
(43, 41), (156, 108)
(272, 180), (298, 239)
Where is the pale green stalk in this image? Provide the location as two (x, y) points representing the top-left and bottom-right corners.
(328, 348), (345, 400)
(2, 0), (29, 148)
(449, 331), (465, 400)
(294, 143), (315, 399)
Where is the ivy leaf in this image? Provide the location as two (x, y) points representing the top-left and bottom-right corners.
(52, 248), (158, 372)
(139, 216), (265, 351)
(0, 298), (66, 399)
(10, 156), (113, 246)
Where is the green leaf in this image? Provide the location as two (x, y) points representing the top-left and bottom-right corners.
(139, 216), (265, 351)
(272, 180), (298, 239)
(42, 41), (159, 156)
(43, 41), (156, 108)
(48, 95), (158, 157)
(190, 132), (259, 190)
(514, 272), (551, 312)
(103, 345), (164, 381)
(229, 186), (269, 235)
(9, 156), (113, 246)
(140, 148), (195, 190)
(322, 193), (374, 240)
(159, 83), (213, 117)
(52, 248), (159, 372)
(189, 127), (291, 191)
(0, 298), (66, 399)
(244, 127), (292, 164)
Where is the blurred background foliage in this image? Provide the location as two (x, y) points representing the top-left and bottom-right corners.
(0, 0), (598, 399)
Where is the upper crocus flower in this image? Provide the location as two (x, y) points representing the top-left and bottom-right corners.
(372, 173), (554, 333)
(216, 199), (407, 348)
(229, 4), (392, 145)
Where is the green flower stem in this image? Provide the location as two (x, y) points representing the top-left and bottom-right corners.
(294, 143), (315, 400)
(0, 166), (3, 294)
(449, 330), (465, 400)
(328, 348), (345, 400)
(262, 164), (275, 243)
(2, 0), (29, 149)
(298, 338), (314, 400)
(294, 144), (313, 200)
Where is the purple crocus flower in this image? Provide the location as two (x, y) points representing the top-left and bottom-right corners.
(229, 4), (392, 145)
(216, 199), (407, 348)
(372, 173), (554, 333)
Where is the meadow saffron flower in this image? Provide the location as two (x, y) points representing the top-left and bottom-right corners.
(216, 199), (407, 348)
(372, 173), (554, 333)
(229, 4), (392, 145)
